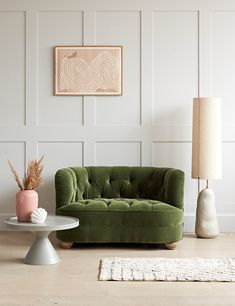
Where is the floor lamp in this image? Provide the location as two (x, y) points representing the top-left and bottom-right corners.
(191, 97), (222, 238)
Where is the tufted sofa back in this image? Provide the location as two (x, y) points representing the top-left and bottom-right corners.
(55, 166), (184, 209)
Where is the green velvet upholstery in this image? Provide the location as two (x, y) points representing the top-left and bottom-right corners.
(55, 166), (184, 244)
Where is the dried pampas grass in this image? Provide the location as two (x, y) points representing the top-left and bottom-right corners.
(8, 160), (24, 190)
(8, 156), (44, 190)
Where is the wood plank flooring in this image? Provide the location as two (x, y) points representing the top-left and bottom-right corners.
(0, 232), (235, 306)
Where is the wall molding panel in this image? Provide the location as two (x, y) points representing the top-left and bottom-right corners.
(0, 0), (235, 231)
(0, 11), (26, 126)
(95, 141), (142, 166)
(94, 10), (141, 126)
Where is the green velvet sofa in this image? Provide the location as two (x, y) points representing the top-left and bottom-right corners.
(55, 166), (184, 249)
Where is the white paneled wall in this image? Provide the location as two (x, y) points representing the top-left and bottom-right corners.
(212, 11), (235, 126)
(95, 142), (141, 166)
(38, 11), (84, 126)
(95, 11), (141, 126)
(0, 0), (235, 231)
(0, 12), (25, 125)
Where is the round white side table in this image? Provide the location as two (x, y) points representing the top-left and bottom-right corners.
(5, 215), (79, 265)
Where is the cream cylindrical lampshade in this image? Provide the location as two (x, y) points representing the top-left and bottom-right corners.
(192, 97), (222, 180)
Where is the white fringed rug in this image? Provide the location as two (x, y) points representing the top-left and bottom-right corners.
(99, 257), (235, 281)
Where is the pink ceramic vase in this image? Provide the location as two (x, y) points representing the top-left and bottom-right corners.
(16, 190), (38, 222)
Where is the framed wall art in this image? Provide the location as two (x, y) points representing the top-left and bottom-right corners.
(54, 45), (122, 96)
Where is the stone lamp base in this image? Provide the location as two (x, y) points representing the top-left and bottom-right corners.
(195, 188), (219, 238)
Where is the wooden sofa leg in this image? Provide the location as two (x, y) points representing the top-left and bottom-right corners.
(165, 242), (177, 250)
(59, 241), (74, 249)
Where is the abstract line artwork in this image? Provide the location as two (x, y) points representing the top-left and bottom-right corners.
(54, 46), (122, 96)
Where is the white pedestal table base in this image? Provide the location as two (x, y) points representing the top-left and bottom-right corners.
(25, 231), (60, 265)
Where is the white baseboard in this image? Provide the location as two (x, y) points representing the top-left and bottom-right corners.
(1, 213), (235, 232)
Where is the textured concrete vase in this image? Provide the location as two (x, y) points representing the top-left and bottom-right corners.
(195, 188), (219, 238)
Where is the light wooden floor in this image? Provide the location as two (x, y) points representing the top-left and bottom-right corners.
(1, 232), (235, 306)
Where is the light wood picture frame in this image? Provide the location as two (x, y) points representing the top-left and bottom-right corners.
(54, 45), (122, 96)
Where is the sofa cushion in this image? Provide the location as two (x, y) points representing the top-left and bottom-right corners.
(59, 198), (177, 211)
(57, 198), (183, 227)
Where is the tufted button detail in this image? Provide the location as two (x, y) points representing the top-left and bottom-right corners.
(73, 198), (164, 212)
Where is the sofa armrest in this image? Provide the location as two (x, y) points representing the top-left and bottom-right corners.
(55, 168), (78, 210)
(163, 169), (185, 210)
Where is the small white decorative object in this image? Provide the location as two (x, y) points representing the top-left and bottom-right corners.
(31, 208), (47, 224)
